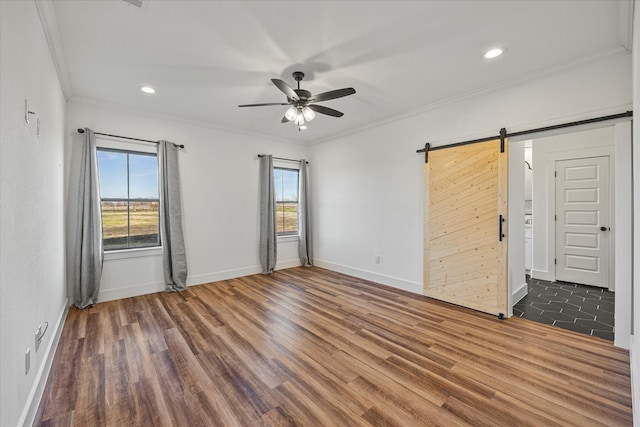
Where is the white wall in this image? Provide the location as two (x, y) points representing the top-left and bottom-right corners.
(65, 100), (309, 302)
(310, 53), (631, 297)
(0, 1), (68, 426)
(530, 126), (616, 282)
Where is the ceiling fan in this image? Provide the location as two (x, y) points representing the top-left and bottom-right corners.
(238, 71), (356, 128)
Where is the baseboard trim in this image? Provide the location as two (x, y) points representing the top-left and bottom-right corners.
(630, 335), (640, 426)
(188, 259), (302, 287)
(314, 259), (423, 295)
(276, 259), (302, 271)
(20, 298), (69, 427)
(188, 267), (260, 287)
(98, 280), (165, 302)
(99, 259), (304, 302)
(512, 281), (528, 305)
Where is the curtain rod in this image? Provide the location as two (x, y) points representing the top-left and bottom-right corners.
(258, 154), (308, 164)
(416, 110), (633, 155)
(77, 128), (185, 149)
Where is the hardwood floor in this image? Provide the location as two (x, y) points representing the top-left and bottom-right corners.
(35, 267), (632, 426)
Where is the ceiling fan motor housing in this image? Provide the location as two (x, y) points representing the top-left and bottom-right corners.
(291, 89), (311, 104)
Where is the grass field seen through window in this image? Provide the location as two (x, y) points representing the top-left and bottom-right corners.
(101, 201), (298, 248)
(276, 203), (298, 235)
(101, 201), (159, 249)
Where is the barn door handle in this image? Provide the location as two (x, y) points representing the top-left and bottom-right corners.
(498, 214), (505, 241)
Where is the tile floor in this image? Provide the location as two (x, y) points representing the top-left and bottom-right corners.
(513, 277), (614, 341)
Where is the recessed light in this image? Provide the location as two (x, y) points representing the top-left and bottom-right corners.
(299, 125), (308, 130)
(483, 48), (504, 59)
(140, 86), (156, 94)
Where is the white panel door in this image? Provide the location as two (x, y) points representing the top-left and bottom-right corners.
(555, 156), (610, 287)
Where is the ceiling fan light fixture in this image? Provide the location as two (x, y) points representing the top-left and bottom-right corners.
(238, 71), (356, 128)
(302, 106), (316, 121)
(285, 106), (297, 121)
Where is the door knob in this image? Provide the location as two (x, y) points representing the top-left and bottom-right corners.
(600, 226), (608, 231)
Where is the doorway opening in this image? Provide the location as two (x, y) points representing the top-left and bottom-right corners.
(508, 122), (632, 347)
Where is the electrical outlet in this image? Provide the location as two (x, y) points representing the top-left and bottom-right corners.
(35, 325), (42, 352)
(374, 255), (381, 264)
(25, 348), (30, 375)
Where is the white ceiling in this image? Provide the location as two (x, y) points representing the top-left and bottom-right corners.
(48, 0), (631, 144)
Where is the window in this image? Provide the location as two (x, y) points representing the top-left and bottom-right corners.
(97, 148), (160, 250)
(274, 167), (299, 236)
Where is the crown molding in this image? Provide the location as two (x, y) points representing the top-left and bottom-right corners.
(34, 0), (72, 100)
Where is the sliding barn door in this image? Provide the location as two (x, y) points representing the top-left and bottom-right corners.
(424, 139), (508, 316)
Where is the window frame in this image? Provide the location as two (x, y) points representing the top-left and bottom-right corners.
(97, 146), (161, 252)
(273, 165), (300, 237)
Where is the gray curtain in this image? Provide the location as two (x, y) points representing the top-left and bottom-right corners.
(259, 155), (277, 273)
(73, 128), (103, 309)
(298, 159), (312, 266)
(159, 140), (188, 291)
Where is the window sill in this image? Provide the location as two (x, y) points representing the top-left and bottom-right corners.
(104, 246), (163, 261)
(277, 235), (299, 243)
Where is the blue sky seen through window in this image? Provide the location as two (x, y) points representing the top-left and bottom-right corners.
(97, 150), (158, 198)
(274, 168), (298, 201)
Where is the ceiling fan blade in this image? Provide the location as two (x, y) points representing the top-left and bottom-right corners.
(281, 115), (290, 123)
(271, 79), (299, 101)
(308, 104), (344, 117)
(310, 87), (356, 103)
(238, 102), (290, 107)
